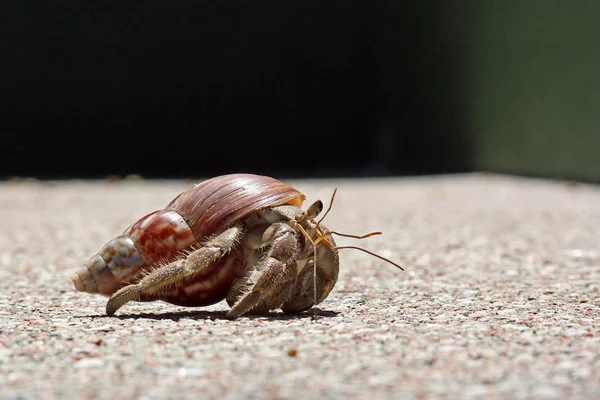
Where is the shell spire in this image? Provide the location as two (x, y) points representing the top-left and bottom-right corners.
(71, 209), (195, 296)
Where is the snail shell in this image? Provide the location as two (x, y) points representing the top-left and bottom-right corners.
(71, 174), (305, 305)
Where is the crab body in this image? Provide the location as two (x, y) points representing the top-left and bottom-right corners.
(71, 174), (340, 318)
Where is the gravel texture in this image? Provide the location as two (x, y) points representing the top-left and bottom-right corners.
(0, 174), (599, 399)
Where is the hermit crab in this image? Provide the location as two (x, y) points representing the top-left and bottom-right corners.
(71, 174), (402, 318)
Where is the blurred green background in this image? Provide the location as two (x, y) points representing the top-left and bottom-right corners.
(375, 0), (600, 181)
(468, 1), (600, 182)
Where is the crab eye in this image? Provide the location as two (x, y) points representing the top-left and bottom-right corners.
(306, 200), (323, 220)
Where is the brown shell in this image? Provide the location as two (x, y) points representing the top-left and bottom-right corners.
(166, 173), (305, 240)
(72, 174), (306, 305)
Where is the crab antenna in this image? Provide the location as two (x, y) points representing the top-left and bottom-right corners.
(331, 230), (382, 240)
(312, 238), (318, 319)
(335, 245), (404, 271)
(313, 230), (382, 247)
(317, 188), (337, 225)
(310, 188), (337, 239)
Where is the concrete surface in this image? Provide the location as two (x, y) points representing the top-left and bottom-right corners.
(0, 174), (598, 399)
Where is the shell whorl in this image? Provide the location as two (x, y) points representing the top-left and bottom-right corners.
(71, 209), (195, 296)
(167, 174), (305, 239)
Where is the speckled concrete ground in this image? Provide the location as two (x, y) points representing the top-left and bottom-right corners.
(0, 174), (599, 399)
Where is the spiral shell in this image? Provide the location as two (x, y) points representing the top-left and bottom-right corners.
(71, 174), (306, 303)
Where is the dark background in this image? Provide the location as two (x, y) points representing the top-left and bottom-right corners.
(2, 1), (599, 181)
